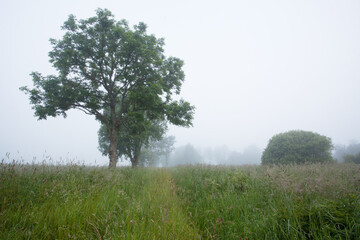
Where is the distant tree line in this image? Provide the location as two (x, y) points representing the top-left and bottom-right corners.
(333, 142), (360, 163)
(165, 144), (261, 166)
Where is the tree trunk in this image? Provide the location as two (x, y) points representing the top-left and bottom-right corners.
(131, 155), (139, 168)
(131, 149), (140, 168)
(130, 143), (142, 168)
(108, 128), (118, 168)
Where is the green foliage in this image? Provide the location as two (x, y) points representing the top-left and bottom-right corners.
(344, 152), (360, 164)
(20, 8), (194, 167)
(262, 130), (334, 165)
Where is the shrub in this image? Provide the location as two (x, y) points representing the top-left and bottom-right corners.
(262, 130), (334, 165)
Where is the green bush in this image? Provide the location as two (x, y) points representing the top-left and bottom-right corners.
(262, 130), (334, 165)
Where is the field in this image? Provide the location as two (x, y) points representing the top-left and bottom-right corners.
(1, 162), (359, 239)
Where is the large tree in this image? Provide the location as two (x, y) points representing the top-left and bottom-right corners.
(20, 9), (194, 168)
(261, 130), (334, 165)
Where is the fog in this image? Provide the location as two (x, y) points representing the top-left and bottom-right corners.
(1, 0), (360, 166)
(168, 144), (262, 166)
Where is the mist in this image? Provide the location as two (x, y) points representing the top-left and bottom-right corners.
(163, 143), (260, 167)
(1, 0), (360, 166)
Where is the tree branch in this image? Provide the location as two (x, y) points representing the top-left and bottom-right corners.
(72, 103), (107, 125)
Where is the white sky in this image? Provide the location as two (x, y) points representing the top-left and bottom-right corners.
(1, 0), (360, 165)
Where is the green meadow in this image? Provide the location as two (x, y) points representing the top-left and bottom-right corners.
(1, 162), (359, 239)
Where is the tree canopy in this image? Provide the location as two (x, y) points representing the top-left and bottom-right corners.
(21, 9), (194, 167)
(261, 130), (334, 165)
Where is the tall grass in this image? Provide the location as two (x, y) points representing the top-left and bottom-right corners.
(171, 164), (360, 239)
(1, 161), (359, 239)
(1, 162), (139, 239)
(0, 162), (200, 239)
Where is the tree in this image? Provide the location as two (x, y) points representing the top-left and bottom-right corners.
(20, 9), (194, 168)
(261, 130), (334, 165)
(98, 115), (167, 167)
(169, 144), (203, 166)
(139, 135), (176, 167)
(158, 135), (176, 167)
(334, 142), (360, 162)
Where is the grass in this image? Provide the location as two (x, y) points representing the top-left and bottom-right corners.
(1, 161), (359, 239)
(171, 164), (360, 239)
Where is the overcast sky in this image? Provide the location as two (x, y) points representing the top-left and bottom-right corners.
(1, 0), (359, 165)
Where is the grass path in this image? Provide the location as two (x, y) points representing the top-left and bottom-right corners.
(126, 168), (201, 239)
(0, 166), (201, 239)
